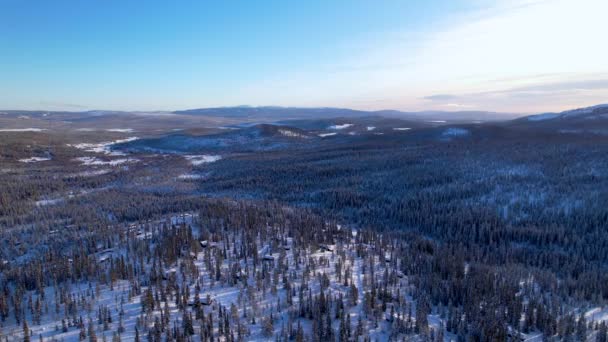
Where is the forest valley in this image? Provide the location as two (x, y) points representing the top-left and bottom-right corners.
(2, 106), (608, 341)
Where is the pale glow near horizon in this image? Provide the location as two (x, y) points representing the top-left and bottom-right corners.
(239, 0), (608, 114)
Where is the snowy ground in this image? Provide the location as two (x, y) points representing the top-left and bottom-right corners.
(74, 156), (139, 166)
(18, 157), (51, 163)
(68, 137), (139, 156)
(183, 155), (222, 165)
(0, 128), (46, 132)
(328, 124), (353, 130)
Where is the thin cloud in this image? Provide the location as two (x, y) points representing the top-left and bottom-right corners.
(422, 77), (608, 113)
(423, 94), (459, 101)
(38, 101), (88, 110)
(443, 103), (475, 108)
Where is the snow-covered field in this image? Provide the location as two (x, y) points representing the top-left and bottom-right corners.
(278, 129), (306, 138)
(68, 137), (139, 156)
(0, 128), (46, 132)
(441, 127), (469, 137)
(106, 128), (135, 133)
(318, 132), (337, 137)
(184, 155), (222, 165)
(70, 169), (112, 177)
(74, 156), (139, 166)
(177, 174), (205, 180)
(18, 157), (51, 163)
(328, 123), (353, 130)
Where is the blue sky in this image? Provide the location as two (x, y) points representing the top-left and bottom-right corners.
(1, 0), (607, 113)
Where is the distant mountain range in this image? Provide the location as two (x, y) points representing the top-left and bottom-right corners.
(510, 104), (608, 134)
(1, 106), (521, 122)
(3, 104), (608, 133)
(172, 106), (520, 122)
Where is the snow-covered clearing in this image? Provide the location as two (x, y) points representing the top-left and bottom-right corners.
(0, 128), (46, 132)
(35, 198), (64, 206)
(328, 123), (353, 130)
(70, 169), (112, 177)
(105, 128), (134, 133)
(68, 137), (138, 156)
(318, 132), (337, 137)
(177, 174), (205, 180)
(278, 129), (306, 138)
(18, 157), (51, 163)
(393, 127), (411, 131)
(74, 157), (139, 166)
(442, 127), (470, 137)
(366, 126), (376, 131)
(586, 307), (608, 323)
(184, 155), (222, 165)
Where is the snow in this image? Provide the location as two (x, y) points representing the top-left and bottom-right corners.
(68, 137), (139, 156)
(35, 198), (64, 206)
(561, 104), (608, 118)
(586, 307), (608, 323)
(328, 123), (353, 130)
(71, 169), (112, 177)
(18, 157), (51, 163)
(527, 113), (559, 121)
(74, 156), (139, 166)
(184, 155), (222, 165)
(105, 128), (134, 133)
(428, 120), (447, 123)
(178, 174), (205, 180)
(366, 126), (376, 131)
(0, 128), (46, 132)
(278, 129), (305, 137)
(393, 127), (411, 131)
(318, 132), (337, 137)
(442, 127), (470, 137)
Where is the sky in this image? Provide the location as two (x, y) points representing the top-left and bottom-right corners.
(1, 0), (607, 114)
